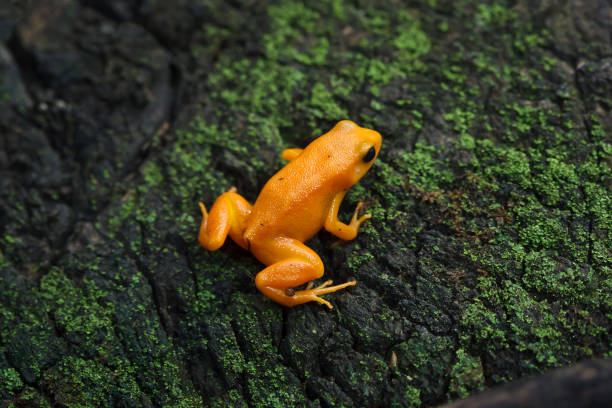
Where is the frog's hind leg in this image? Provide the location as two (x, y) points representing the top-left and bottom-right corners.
(198, 187), (251, 251)
(253, 238), (356, 309)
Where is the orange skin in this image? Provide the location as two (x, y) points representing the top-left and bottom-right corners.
(198, 120), (382, 309)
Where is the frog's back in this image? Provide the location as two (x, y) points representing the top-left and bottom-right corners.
(245, 149), (341, 243)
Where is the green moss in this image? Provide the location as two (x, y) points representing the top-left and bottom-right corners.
(4, 386), (52, 407)
(444, 107), (476, 137)
(245, 361), (307, 408)
(474, 3), (517, 29)
(347, 247), (374, 271)
(396, 332), (454, 374)
(460, 265), (607, 378)
(0, 367), (23, 397)
(210, 389), (248, 408)
(522, 252), (596, 306)
(0, 290), (67, 384)
(397, 142), (454, 192)
(391, 10), (431, 62)
(264, 2), (323, 62)
(142, 161), (165, 189)
(460, 295), (506, 350)
(39, 268), (115, 355)
(447, 349), (485, 400)
(393, 330), (454, 401)
(42, 356), (142, 408)
(206, 315), (246, 386)
(503, 281), (565, 366)
(229, 293), (281, 359)
(516, 203), (567, 250)
(308, 82), (348, 129)
(402, 384), (421, 407)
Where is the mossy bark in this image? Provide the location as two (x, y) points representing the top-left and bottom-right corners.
(1, 0), (610, 407)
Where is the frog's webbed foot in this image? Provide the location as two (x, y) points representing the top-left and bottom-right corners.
(349, 201), (372, 229)
(293, 280), (357, 309)
(329, 202), (370, 248)
(326, 198), (372, 243)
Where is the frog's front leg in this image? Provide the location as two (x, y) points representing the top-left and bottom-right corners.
(198, 187), (252, 251)
(324, 191), (371, 241)
(281, 148), (303, 162)
(253, 237), (356, 309)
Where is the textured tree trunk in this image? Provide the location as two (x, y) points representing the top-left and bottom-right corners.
(1, 0), (610, 407)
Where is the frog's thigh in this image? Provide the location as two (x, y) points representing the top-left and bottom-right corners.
(253, 238), (324, 306)
(199, 191), (251, 251)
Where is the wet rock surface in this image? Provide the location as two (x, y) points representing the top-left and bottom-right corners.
(1, 1), (611, 407)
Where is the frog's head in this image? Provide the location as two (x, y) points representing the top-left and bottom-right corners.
(327, 120), (382, 186)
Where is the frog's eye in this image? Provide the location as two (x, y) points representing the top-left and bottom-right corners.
(362, 146), (376, 163)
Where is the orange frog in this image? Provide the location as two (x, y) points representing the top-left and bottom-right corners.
(198, 120), (382, 309)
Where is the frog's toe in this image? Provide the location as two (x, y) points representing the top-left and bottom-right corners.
(314, 280), (334, 290)
(293, 280), (356, 308)
(312, 296), (333, 309)
(198, 202), (208, 218)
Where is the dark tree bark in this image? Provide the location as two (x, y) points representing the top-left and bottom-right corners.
(1, 0), (610, 407)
